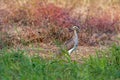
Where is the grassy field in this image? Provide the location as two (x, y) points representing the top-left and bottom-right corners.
(0, 44), (120, 80)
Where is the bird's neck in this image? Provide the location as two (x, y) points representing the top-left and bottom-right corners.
(73, 29), (78, 45)
(73, 30), (78, 38)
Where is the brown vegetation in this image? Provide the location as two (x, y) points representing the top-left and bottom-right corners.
(0, 0), (120, 49)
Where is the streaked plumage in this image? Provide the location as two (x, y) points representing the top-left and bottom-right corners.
(58, 26), (79, 55)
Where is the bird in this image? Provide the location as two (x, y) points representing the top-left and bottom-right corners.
(57, 26), (80, 55)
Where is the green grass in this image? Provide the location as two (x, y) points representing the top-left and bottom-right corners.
(0, 45), (120, 80)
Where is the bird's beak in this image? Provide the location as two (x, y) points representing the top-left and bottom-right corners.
(77, 27), (80, 32)
(75, 26), (80, 32)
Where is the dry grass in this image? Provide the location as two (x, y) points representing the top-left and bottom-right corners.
(0, 0), (120, 48)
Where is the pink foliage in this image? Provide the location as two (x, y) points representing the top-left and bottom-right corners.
(86, 11), (119, 33)
(33, 3), (79, 27)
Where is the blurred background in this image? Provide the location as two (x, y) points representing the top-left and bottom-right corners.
(0, 0), (120, 48)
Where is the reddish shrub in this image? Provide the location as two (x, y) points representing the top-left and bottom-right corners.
(83, 9), (120, 34)
(3, 1), (120, 46)
(32, 3), (79, 27)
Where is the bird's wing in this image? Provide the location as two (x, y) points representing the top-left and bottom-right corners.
(64, 38), (75, 50)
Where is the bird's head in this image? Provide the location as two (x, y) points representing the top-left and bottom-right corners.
(69, 26), (80, 32)
(72, 26), (79, 30)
